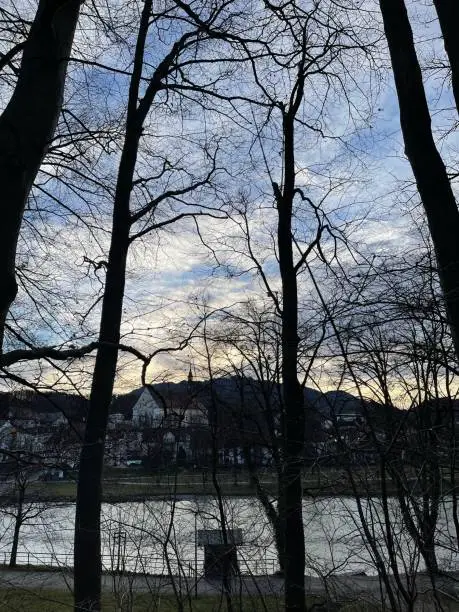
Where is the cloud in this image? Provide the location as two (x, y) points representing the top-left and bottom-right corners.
(4, 0), (457, 396)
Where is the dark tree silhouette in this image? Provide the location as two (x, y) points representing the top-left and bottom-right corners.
(432, 0), (459, 112)
(378, 0), (459, 360)
(73, 2), (225, 608)
(0, 0), (82, 349)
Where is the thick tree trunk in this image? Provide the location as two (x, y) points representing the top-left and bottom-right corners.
(278, 114), (305, 612)
(432, 0), (459, 113)
(275, 474), (287, 574)
(378, 0), (459, 361)
(73, 1), (154, 607)
(73, 107), (141, 612)
(73, 225), (129, 611)
(0, 0), (81, 349)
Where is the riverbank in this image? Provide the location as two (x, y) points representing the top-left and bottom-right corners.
(0, 568), (457, 611)
(3, 467), (448, 504)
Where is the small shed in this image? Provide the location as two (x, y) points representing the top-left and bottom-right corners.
(197, 529), (243, 578)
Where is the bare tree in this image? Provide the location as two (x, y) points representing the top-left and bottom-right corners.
(72, 1), (232, 607)
(324, 244), (459, 609)
(206, 300), (327, 579)
(194, 2), (374, 605)
(1, 462), (48, 568)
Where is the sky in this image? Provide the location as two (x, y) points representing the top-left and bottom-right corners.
(2, 0), (458, 400)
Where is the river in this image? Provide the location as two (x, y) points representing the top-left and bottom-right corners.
(1, 496), (457, 576)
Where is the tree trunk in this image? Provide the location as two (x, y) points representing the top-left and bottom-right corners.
(238, 375), (286, 572)
(73, 227), (129, 611)
(278, 113), (305, 612)
(275, 475), (287, 574)
(9, 518), (22, 568)
(9, 484), (25, 568)
(245, 447), (286, 573)
(73, 106), (141, 612)
(207, 367), (234, 612)
(378, 0), (459, 361)
(0, 0), (81, 349)
(73, 22), (186, 600)
(73, 1), (154, 607)
(432, 0), (459, 113)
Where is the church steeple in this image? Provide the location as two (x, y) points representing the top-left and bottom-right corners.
(187, 365), (193, 392)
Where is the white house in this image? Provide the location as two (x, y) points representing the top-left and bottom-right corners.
(131, 387), (163, 427)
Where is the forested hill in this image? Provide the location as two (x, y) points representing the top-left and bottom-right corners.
(110, 377), (382, 420)
(0, 378), (393, 422)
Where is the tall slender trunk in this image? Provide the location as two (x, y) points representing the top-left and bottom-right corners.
(73, 2), (154, 608)
(238, 378), (286, 572)
(378, 0), (459, 360)
(245, 447), (286, 572)
(73, 69), (142, 612)
(379, 458), (413, 607)
(278, 113), (305, 612)
(73, 173), (131, 611)
(0, 0), (81, 349)
(432, 0), (459, 113)
(207, 365), (234, 612)
(275, 473), (287, 573)
(449, 406), (459, 546)
(9, 484), (25, 568)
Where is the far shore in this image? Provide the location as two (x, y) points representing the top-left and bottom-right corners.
(2, 467), (456, 504)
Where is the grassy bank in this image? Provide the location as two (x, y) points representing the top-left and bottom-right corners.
(5, 467), (454, 504)
(0, 588), (380, 611)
